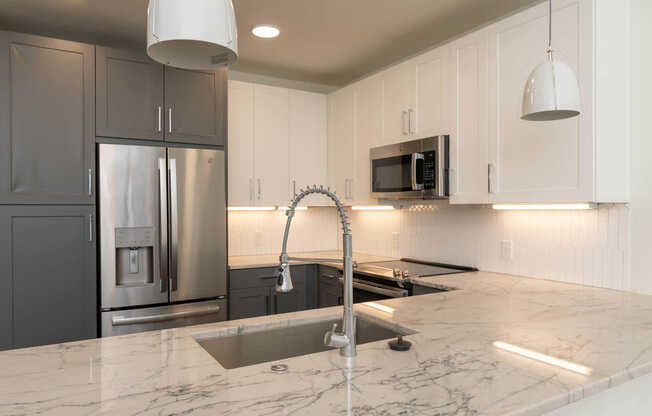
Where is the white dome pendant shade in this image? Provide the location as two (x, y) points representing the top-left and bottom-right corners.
(521, 0), (580, 121)
(147, 0), (238, 70)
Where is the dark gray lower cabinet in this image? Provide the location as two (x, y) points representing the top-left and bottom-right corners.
(229, 287), (270, 320)
(229, 265), (312, 320)
(273, 283), (306, 314)
(318, 266), (343, 308)
(0, 206), (97, 350)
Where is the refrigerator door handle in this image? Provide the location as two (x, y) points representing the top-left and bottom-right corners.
(111, 305), (220, 326)
(168, 158), (179, 292)
(158, 158), (168, 293)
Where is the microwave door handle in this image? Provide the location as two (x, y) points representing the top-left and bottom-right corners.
(411, 153), (424, 191)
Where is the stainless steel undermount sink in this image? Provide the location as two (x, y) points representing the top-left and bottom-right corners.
(195, 316), (414, 369)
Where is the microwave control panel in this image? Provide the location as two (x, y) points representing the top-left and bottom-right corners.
(423, 151), (435, 190)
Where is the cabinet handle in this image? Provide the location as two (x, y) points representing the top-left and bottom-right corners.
(257, 178), (261, 200)
(88, 214), (93, 242)
(88, 168), (92, 196)
(157, 106), (162, 132)
(488, 163), (495, 194)
(408, 109), (415, 134)
(402, 110), (408, 135)
(293, 180), (297, 197)
(266, 294), (270, 315)
(168, 108), (172, 133)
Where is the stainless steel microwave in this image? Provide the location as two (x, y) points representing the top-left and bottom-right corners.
(370, 135), (449, 200)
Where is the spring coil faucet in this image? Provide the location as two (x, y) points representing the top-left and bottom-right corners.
(277, 185), (356, 358)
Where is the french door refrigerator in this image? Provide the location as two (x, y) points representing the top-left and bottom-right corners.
(99, 143), (227, 337)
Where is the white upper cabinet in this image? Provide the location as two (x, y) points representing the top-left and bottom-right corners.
(353, 75), (383, 204)
(486, 0), (628, 203)
(253, 84), (289, 206)
(228, 81), (328, 207)
(288, 89), (328, 206)
(414, 45), (450, 138)
(448, 29), (490, 204)
(327, 86), (356, 202)
(381, 61), (415, 144)
(227, 81), (255, 206)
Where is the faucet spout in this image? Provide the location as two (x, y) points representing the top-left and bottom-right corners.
(277, 185), (356, 358)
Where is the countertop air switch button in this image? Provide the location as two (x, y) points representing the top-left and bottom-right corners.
(388, 335), (412, 351)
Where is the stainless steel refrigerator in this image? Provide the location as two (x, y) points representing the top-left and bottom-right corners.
(99, 143), (227, 337)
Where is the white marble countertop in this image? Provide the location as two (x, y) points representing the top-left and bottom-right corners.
(3, 271), (652, 415)
(228, 250), (396, 269)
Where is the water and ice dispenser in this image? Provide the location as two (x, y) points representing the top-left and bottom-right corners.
(114, 227), (155, 286)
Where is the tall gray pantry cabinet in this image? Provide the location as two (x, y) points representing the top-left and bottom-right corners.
(0, 32), (97, 350)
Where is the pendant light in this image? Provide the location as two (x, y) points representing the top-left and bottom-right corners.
(521, 0), (580, 121)
(147, 0), (238, 70)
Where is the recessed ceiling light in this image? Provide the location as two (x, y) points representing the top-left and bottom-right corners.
(252, 25), (280, 39)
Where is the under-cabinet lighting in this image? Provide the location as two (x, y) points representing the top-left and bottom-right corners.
(277, 206), (308, 211)
(363, 302), (395, 314)
(492, 203), (595, 211)
(351, 206), (394, 211)
(227, 206), (276, 211)
(493, 341), (593, 376)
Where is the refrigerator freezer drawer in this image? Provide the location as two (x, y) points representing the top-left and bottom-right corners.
(101, 299), (227, 337)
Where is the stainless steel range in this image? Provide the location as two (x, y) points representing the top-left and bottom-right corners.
(347, 259), (476, 303)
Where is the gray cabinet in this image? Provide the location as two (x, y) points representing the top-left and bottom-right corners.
(96, 46), (165, 140)
(0, 31), (95, 204)
(0, 206), (97, 350)
(318, 266), (343, 308)
(228, 265), (310, 320)
(165, 66), (227, 146)
(229, 287), (270, 320)
(273, 283), (307, 314)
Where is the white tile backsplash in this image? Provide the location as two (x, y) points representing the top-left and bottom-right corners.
(349, 202), (630, 291)
(228, 207), (339, 256)
(228, 203), (633, 292)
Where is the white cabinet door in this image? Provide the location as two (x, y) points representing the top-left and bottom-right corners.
(414, 45), (449, 138)
(327, 86), (355, 203)
(487, 0), (593, 203)
(289, 89), (328, 206)
(253, 84), (289, 206)
(227, 81), (255, 206)
(381, 61), (415, 145)
(353, 75), (383, 204)
(449, 29), (490, 204)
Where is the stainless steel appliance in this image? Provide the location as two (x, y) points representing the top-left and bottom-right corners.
(344, 259), (475, 303)
(370, 136), (450, 200)
(99, 143), (227, 337)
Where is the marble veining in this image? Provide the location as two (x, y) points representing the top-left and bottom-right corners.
(3, 272), (652, 415)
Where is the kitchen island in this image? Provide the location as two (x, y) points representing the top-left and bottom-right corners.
(3, 270), (652, 415)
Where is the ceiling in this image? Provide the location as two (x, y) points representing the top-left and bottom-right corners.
(0, 0), (542, 87)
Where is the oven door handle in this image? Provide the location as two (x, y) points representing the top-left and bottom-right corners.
(411, 152), (424, 191)
(340, 278), (408, 298)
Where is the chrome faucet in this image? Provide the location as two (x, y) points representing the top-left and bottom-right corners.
(277, 185), (356, 358)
